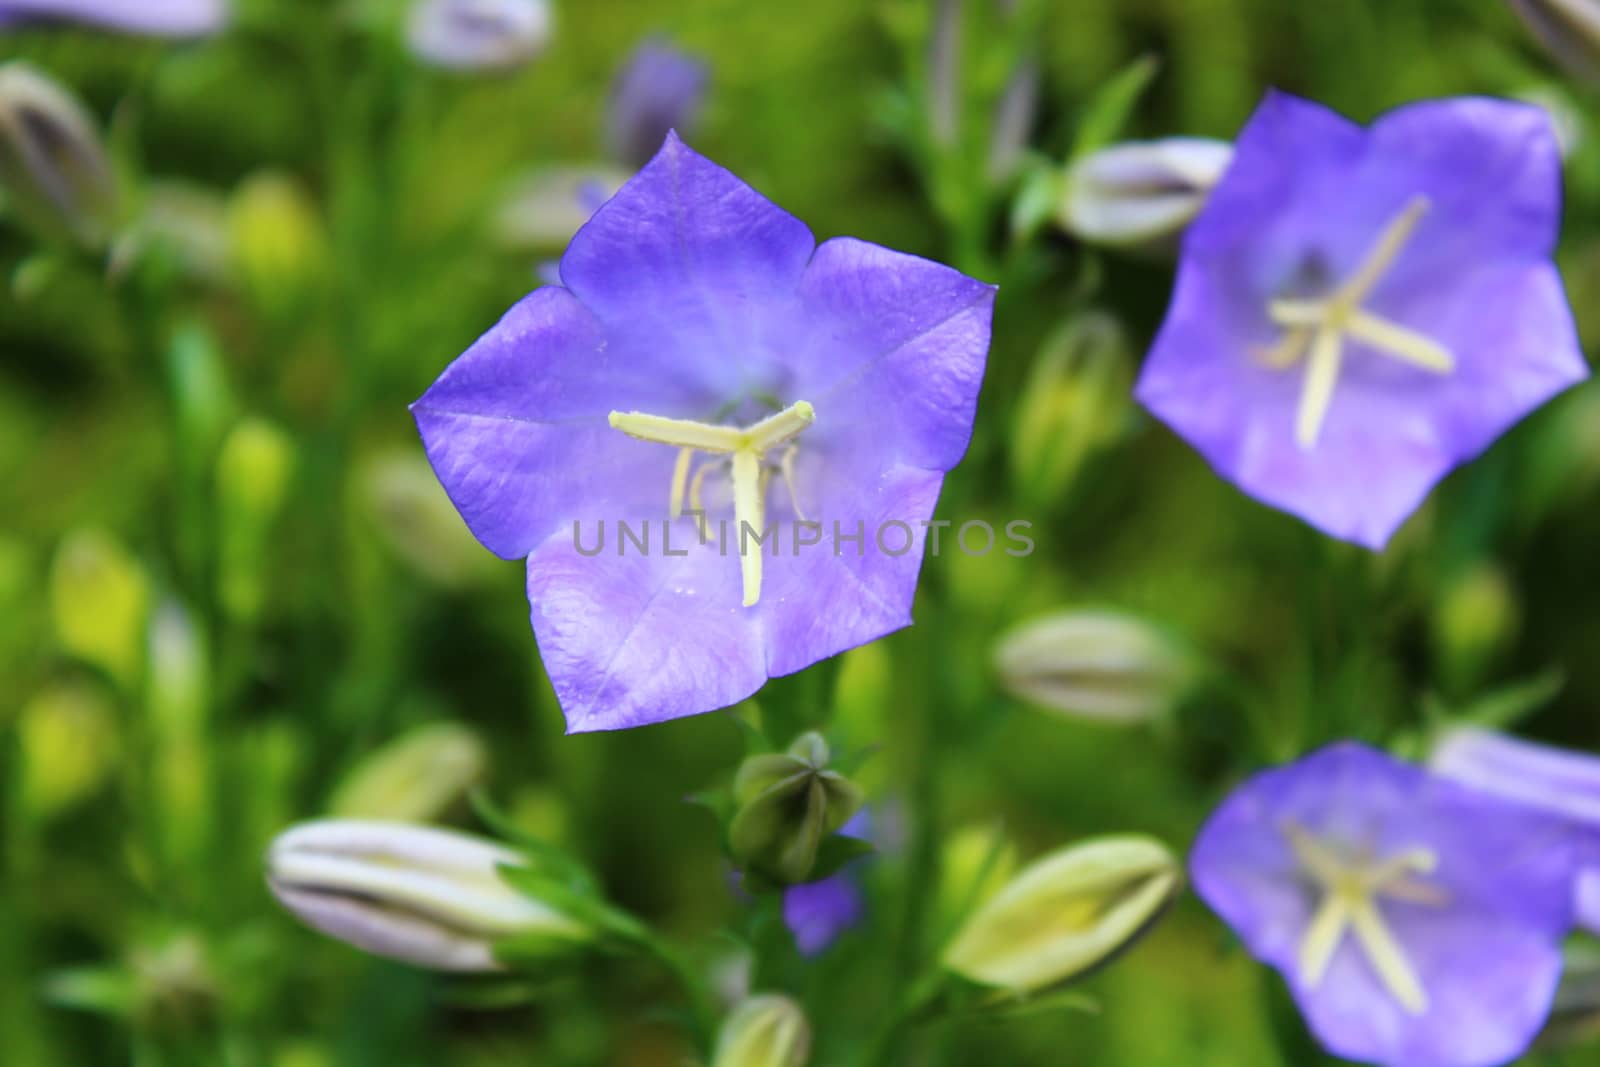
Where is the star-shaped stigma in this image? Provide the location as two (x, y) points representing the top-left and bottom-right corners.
(1262, 196), (1456, 448)
(1285, 822), (1448, 1015)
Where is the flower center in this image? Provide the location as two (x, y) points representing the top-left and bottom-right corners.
(608, 400), (816, 608)
(1261, 196), (1456, 449)
(1284, 822), (1448, 1015)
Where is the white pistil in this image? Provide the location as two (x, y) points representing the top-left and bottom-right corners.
(608, 400), (816, 608)
(1263, 196), (1456, 449)
(1283, 823), (1444, 1016)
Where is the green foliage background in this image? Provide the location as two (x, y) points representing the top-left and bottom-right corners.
(3, 0), (1600, 1064)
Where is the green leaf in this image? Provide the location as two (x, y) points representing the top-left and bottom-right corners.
(470, 789), (598, 893)
(1009, 161), (1063, 242)
(1071, 54), (1160, 160)
(1423, 668), (1566, 734)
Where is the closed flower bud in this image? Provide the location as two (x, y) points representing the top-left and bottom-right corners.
(330, 722), (487, 822)
(1009, 312), (1132, 507)
(227, 172), (328, 319)
(363, 451), (498, 588)
(49, 527), (150, 688)
(266, 820), (590, 972)
(216, 417), (294, 622)
(146, 600), (212, 857)
(994, 610), (1194, 724)
(1511, 0), (1600, 82)
(606, 39), (709, 169)
(1430, 563), (1519, 692)
(146, 600), (208, 737)
(1058, 137), (1232, 250)
(0, 62), (118, 248)
(942, 834), (1181, 992)
(493, 164), (628, 250)
(730, 733), (865, 885)
(406, 0), (552, 72)
(711, 994), (812, 1067)
(18, 680), (118, 819)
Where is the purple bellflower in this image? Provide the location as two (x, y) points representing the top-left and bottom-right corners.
(1430, 726), (1600, 933)
(0, 0), (226, 35)
(1192, 742), (1586, 1067)
(1137, 92), (1587, 549)
(413, 135), (995, 731)
(783, 810), (870, 956)
(606, 39), (710, 169)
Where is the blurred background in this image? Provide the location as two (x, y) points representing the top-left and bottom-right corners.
(4, 0), (1600, 1064)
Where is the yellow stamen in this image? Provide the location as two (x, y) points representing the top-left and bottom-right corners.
(1296, 327), (1344, 449)
(1282, 822), (1444, 1016)
(731, 451), (764, 607)
(1298, 893), (1351, 988)
(668, 447), (694, 520)
(1338, 197), (1430, 309)
(607, 400), (816, 607)
(1349, 898), (1429, 1015)
(779, 444), (806, 522)
(1263, 195), (1455, 449)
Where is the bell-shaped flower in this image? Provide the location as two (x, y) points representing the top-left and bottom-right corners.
(1136, 92), (1587, 549)
(606, 38), (709, 169)
(0, 0), (226, 36)
(1430, 726), (1600, 933)
(1192, 742), (1588, 1067)
(413, 134), (994, 731)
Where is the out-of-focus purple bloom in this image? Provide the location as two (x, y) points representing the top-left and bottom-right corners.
(1137, 92), (1587, 549)
(1430, 726), (1600, 932)
(783, 870), (863, 956)
(406, 0), (551, 72)
(606, 39), (709, 169)
(1192, 742), (1585, 1067)
(413, 134), (994, 732)
(782, 810), (870, 956)
(0, 0), (226, 36)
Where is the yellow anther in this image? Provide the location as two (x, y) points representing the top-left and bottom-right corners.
(1282, 822), (1445, 1016)
(1263, 195), (1455, 449)
(607, 400), (816, 608)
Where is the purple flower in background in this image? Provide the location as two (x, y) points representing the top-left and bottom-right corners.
(783, 810), (871, 956)
(0, 0), (225, 36)
(1192, 742), (1585, 1067)
(407, 0), (551, 71)
(1430, 726), (1600, 933)
(607, 39), (710, 169)
(413, 134), (994, 732)
(1137, 92), (1587, 549)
